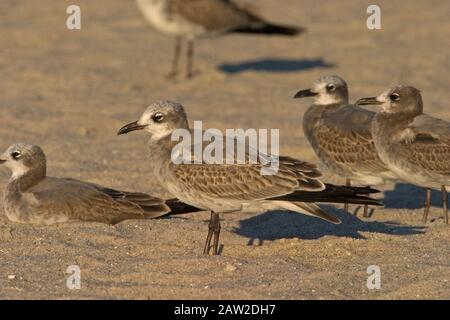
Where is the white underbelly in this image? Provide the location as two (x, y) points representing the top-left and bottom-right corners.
(137, 2), (205, 37)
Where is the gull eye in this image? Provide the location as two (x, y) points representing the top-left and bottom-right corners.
(152, 112), (165, 123)
(390, 93), (400, 102)
(326, 83), (336, 92)
(11, 151), (22, 160)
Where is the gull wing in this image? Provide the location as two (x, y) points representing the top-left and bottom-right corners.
(395, 114), (450, 174)
(168, 0), (264, 32)
(310, 104), (391, 174)
(26, 177), (170, 224)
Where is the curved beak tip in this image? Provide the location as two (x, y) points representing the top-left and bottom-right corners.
(117, 121), (146, 135)
(294, 89), (317, 99)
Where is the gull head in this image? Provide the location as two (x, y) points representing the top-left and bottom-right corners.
(294, 75), (349, 105)
(0, 143), (46, 179)
(117, 100), (189, 140)
(356, 85), (423, 116)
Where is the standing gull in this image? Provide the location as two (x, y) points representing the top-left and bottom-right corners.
(118, 100), (382, 255)
(135, 0), (305, 78)
(0, 143), (199, 225)
(356, 86), (450, 224)
(294, 75), (397, 216)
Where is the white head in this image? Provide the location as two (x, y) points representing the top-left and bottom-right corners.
(356, 85), (423, 116)
(0, 143), (47, 180)
(294, 75), (349, 105)
(117, 100), (189, 141)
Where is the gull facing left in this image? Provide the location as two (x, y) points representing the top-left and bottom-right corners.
(135, 0), (305, 78)
(357, 86), (450, 224)
(294, 75), (397, 216)
(118, 100), (382, 255)
(0, 143), (197, 225)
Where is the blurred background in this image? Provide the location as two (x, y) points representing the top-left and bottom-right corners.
(1, 1), (449, 192)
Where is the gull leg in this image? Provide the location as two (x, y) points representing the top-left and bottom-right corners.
(422, 188), (431, 223)
(203, 212), (221, 255)
(363, 204), (369, 217)
(442, 185), (448, 225)
(167, 37), (181, 79)
(211, 212), (221, 255)
(203, 211), (214, 255)
(363, 185), (372, 218)
(344, 178), (351, 213)
(186, 39), (195, 78)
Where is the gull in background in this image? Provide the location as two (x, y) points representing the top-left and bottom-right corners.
(294, 75), (397, 216)
(135, 0), (305, 78)
(118, 100), (382, 255)
(0, 143), (199, 225)
(357, 86), (450, 224)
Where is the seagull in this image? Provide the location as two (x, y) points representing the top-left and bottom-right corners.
(0, 143), (199, 225)
(118, 100), (382, 255)
(135, 0), (305, 78)
(356, 86), (450, 224)
(294, 75), (397, 216)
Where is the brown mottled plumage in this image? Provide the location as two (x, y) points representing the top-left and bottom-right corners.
(0, 143), (197, 225)
(295, 75), (396, 215)
(296, 75), (396, 185)
(357, 85), (450, 224)
(118, 100), (381, 255)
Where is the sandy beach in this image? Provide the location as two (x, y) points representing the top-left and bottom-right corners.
(0, 0), (449, 299)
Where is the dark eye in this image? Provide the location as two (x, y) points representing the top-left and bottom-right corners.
(152, 112), (165, 123)
(326, 84), (336, 92)
(390, 93), (400, 102)
(11, 151), (22, 160)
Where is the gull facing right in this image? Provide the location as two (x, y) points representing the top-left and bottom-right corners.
(357, 86), (450, 224)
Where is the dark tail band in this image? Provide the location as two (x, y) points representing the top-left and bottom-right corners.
(232, 23), (305, 36)
(271, 184), (383, 206)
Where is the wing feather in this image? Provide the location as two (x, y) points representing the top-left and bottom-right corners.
(311, 105), (390, 174)
(168, 0), (263, 32)
(396, 115), (450, 174)
(27, 178), (170, 224)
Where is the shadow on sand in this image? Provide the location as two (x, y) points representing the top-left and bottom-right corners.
(218, 57), (334, 74)
(382, 183), (442, 209)
(234, 205), (425, 246)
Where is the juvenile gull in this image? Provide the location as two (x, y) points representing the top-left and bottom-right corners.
(135, 0), (305, 78)
(118, 100), (382, 255)
(0, 143), (198, 225)
(294, 75), (397, 216)
(356, 86), (450, 224)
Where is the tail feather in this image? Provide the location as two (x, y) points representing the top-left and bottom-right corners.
(271, 184), (383, 206)
(232, 23), (305, 36)
(140, 204), (172, 219)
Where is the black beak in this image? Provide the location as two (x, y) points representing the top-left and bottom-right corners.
(117, 121), (147, 135)
(294, 89), (318, 99)
(355, 97), (382, 106)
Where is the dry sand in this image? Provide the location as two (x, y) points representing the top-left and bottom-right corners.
(0, 0), (449, 299)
